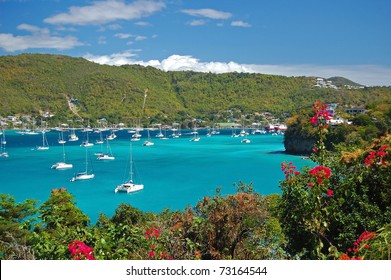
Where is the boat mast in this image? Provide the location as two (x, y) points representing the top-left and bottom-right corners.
(129, 143), (133, 182)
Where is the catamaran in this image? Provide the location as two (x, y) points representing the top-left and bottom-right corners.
(115, 142), (144, 193)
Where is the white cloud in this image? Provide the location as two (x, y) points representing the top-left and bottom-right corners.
(135, 21), (151, 26)
(115, 33), (133, 39)
(231, 21), (251, 28)
(84, 50), (141, 65)
(44, 0), (166, 25)
(189, 19), (207, 26)
(115, 33), (146, 41)
(181, 8), (232, 20)
(0, 24), (84, 52)
(135, 35), (147, 41)
(83, 52), (391, 86)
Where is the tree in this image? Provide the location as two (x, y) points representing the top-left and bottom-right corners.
(0, 194), (37, 259)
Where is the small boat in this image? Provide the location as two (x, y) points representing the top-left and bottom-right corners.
(97, 138), (115, 160)
(241, 138), (251, 143)
(80, 131), (94, 147)
(107, 131), (117, 140)
(143, 129), (155, 146)
(36, 131), (49, 150)
(68, 128), (79, 142)
(0, 130), (8, 158)
(95, 131), (104, 144)
(51, 161), (73, 170)
(58, 131), (66, 144)
(71, 172), (95, 181)
(190, 122), (200, 141)
(52, 142), (73, 170)
(115, 143), (143, 193)
(71, 148), (94, 181)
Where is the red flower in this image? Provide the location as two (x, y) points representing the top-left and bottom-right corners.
(327, 189), (333, 196)
(309, 165), (331, 185)
(340, 253), (351, 260)
(310, 116), (318, 125)
(68, 240), (95, 260)
(149, 251), (155, 258)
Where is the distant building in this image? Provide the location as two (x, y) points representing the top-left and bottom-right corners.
(345, 107), (366, 115)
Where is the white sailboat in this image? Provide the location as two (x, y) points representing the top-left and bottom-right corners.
(107, 130), (117, 140)
(97, 137), (115, 160)
(71, 147), (94, 181)
(36, 131), (49, 150)
(190, 122), (200, 142)
(95, 130), (104, 144)
(143, 129), (154, 146)
(58, 130), (66, 144)
(241, 130), (251, 143)
(51, 143), (73, 170)
(80, 131), (94, 147)
(68, 127), (79, 142)
(190, 131), (200, 142)
(155, 124), (164, 138)
(0, 130), (8, 158)
(115, 143), (144, 193)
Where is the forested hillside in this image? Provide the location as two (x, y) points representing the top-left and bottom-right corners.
(1, 54), (390, 125)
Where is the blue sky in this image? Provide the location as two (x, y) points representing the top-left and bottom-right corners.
(1, 0), (390, 86)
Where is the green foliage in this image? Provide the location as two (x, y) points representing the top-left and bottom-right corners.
(31, 188), (91, 259)
(0, 194), (37, 259)
(163, 185), (285, 260)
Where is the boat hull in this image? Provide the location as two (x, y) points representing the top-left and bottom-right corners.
(52, 162), (73, 170)
(71, 173), (95, 181)
(115, 183), (144, 193)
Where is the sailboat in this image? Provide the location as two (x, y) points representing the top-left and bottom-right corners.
(95, 130), (104, 144)
(58, 130), (66, 144)
(51, 143), (73, 170)
(36, 131), (49, 150)
(80, 131), (94, 147)
(68, 127), (79, 142)
(143, 129), (154, 146)
(107, 130), (117, 140)
(241, 129), (251, 143)
(0, 130), (8, 158)
(71, 147), (94, 181)
(115, 143), (144, 193)
(155, 124), (164, 138)
(97, 137), (115, 160)
(190, 122), (200, 142)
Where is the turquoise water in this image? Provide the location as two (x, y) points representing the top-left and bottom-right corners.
(0, 129), (310, 223)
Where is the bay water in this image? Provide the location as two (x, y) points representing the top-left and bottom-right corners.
(0, 129), (310, 224)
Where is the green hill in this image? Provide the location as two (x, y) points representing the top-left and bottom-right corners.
(0, 54), (390, 126)
(327, 76), (363, 87)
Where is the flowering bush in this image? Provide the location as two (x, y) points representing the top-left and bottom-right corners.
(279, 101), (391, 259)
(145, 227), (173, 260)
(68, 240), (95, 260)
